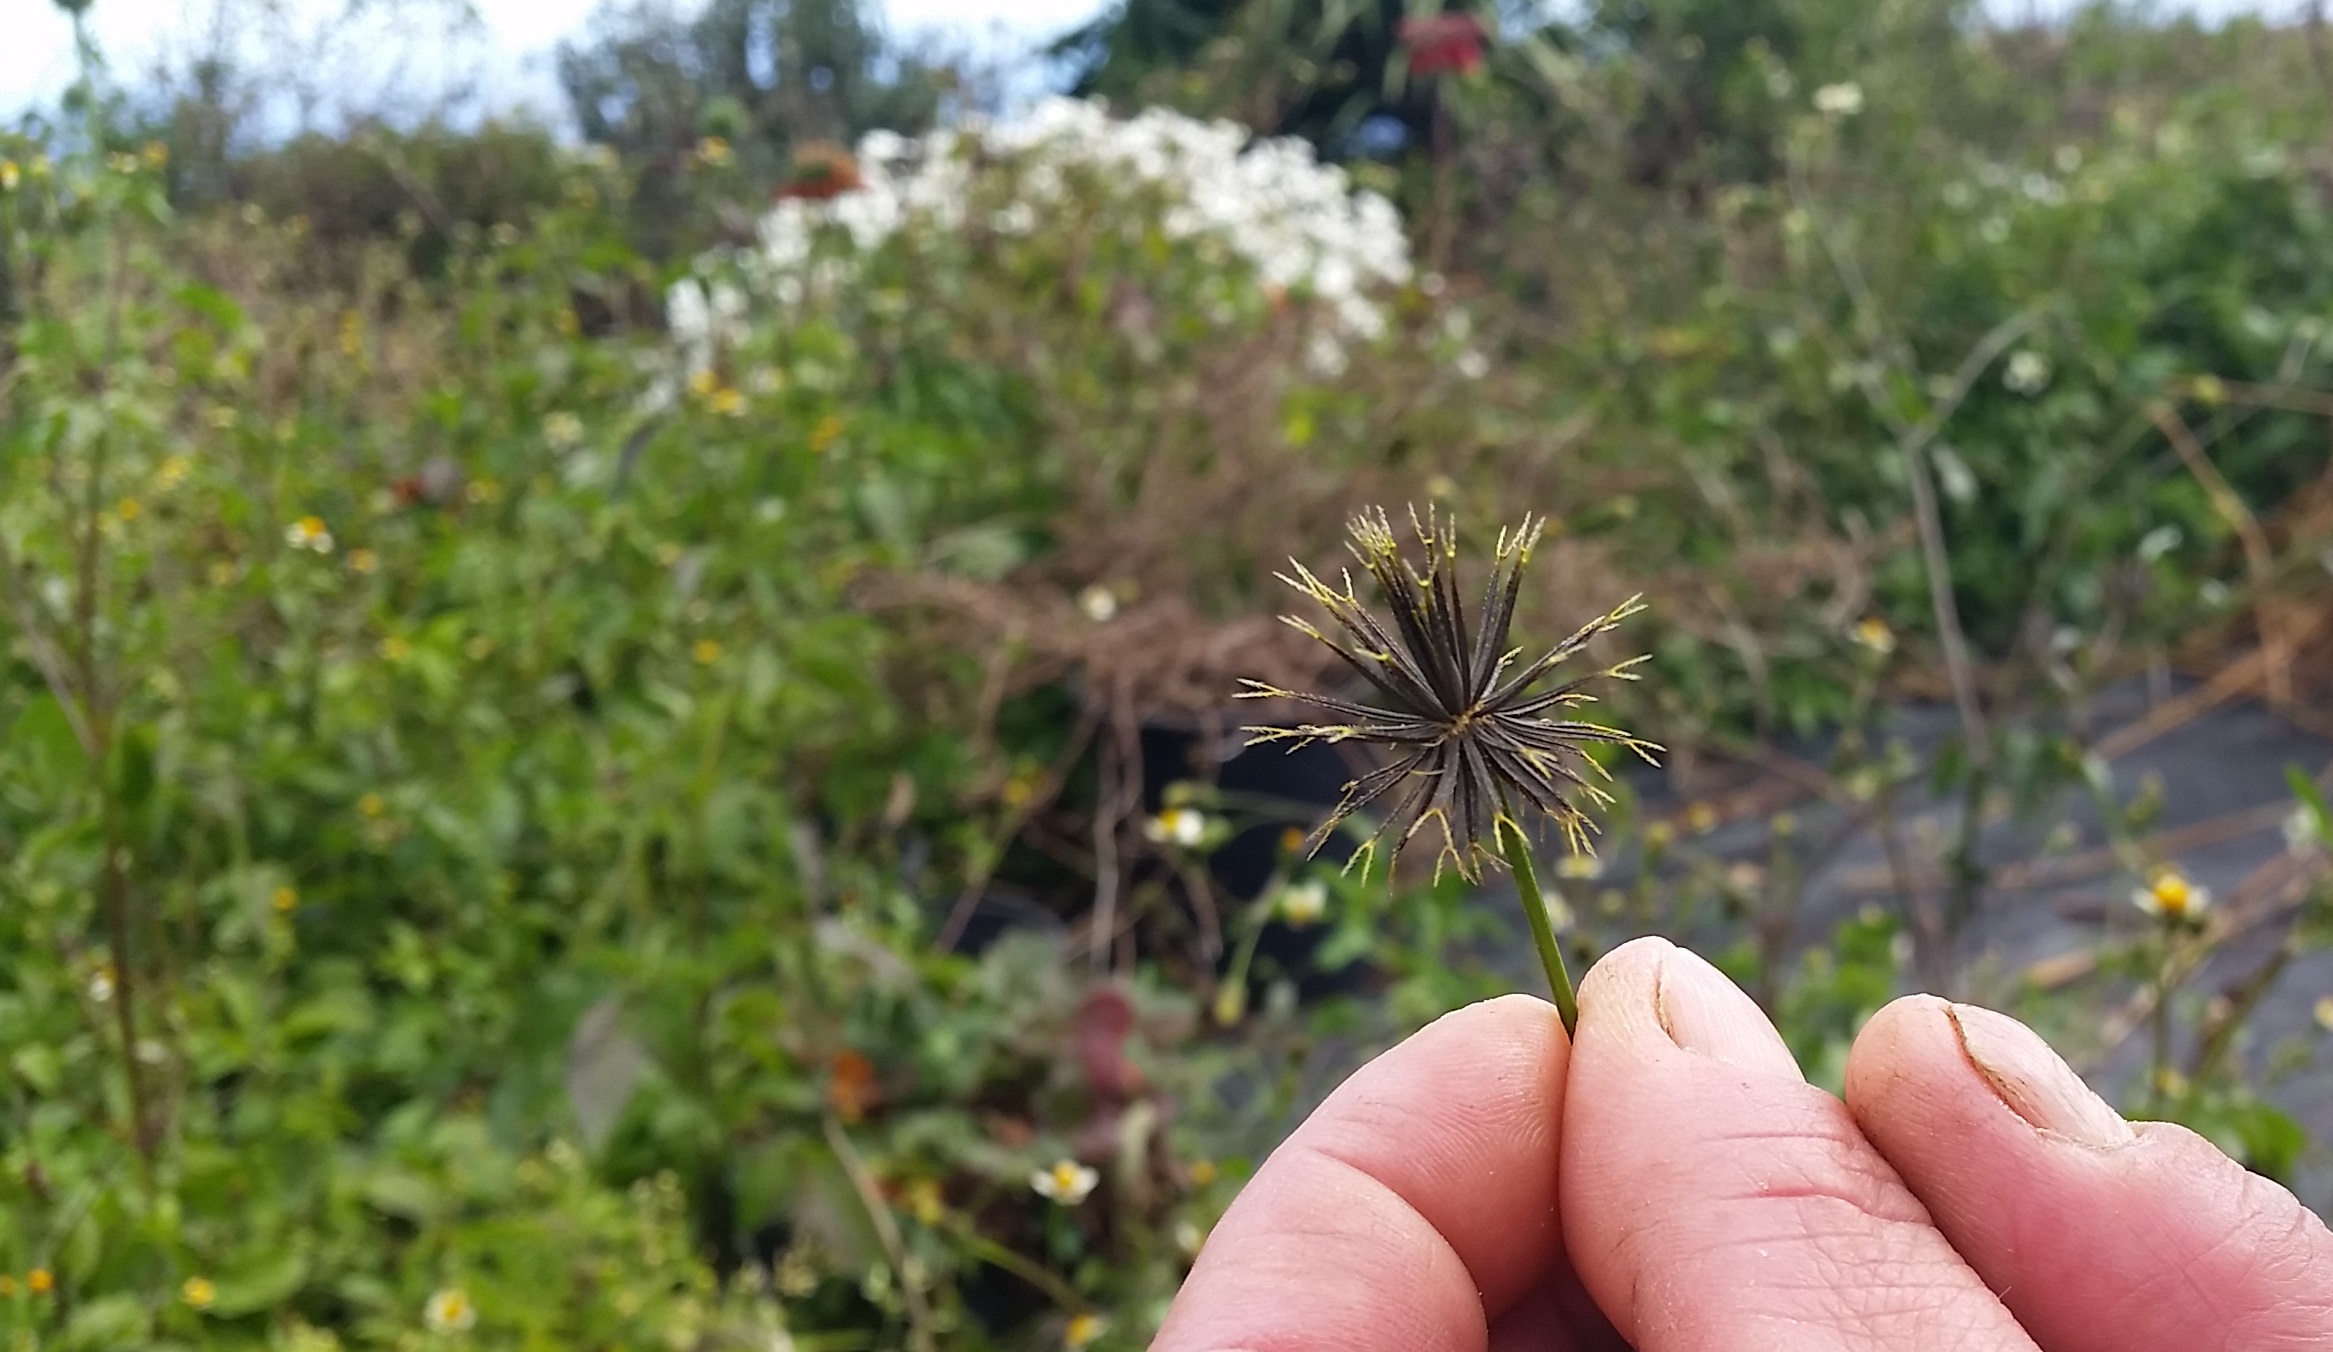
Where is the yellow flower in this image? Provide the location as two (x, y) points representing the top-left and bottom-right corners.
(272, 885), (299, 913)
(0, 161), (17, 190)
(182, 1276), (216, 1309)
(906, 1178), (944, 1226)
(708, 386), (746, 417)
(1030, 1159), (1099, 1205)
(2315, 995), (2333, 1033)
(154, 455), (192, 490)
(141, 141), (170, 169)
(692, 638), (723, 665)
(116, 497), (142, 522)
(1643, 820), (1675, 850)
(543, 412), (583, 447)
(808, 414), (846, 453)
(27, 1269), (53, 1295)
(379, 635), (413, 663)
(2132, 868), (2210, 922)
(423, 1287), (478, 1333)
(348, 548), (379, 575)
(1065, 1312), (1107, 1349)
(1685, 802), (1718, 834)
(0, 1273), (15, 1296)
(358, 792), (387, 819)
(464, 477), (502, 505)
(695, 135), (733, 167)
(1853, 616), (1896, 655)
(1187, 1159), (1217, 1187)
(1771, 811), (1798, 837)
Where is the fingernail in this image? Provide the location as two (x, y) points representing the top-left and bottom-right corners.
(1654, 946), (1805, 1081)
(1948, 1003), (2134, 1147)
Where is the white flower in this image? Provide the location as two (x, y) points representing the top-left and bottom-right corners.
(681, 98), (1411, 377)
(284, 516), (335, 554)
(87, 967), (114, 1003)
(1145, 807), (1208, 847)
(1813, 82), (1864, 116)
(542, 412), (583, 448)
(2288, 807), (2325, 856)
(1554, 852), (1602, 881)
(1078, 584), (1119, 623)
(1454, 349), (1490, 380)
(2131, 869), (2210, 922)
(2003, 350), (2050, 395)
(1276, 878), (1328, 926)
(1030, 1159), (1100, 1205)
(423, 1287), (478, 1333)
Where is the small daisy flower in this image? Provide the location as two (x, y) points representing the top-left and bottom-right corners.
(182, 1276), (216, 1310)
(2004, 350), (2051, 395)
(1144, 807), (1208, 847)
(1852, 616), (1896, 655)
(347, 548), (379, 575)
(1276, 878), (1329, 927)
(1077, 584), (1119, 623)
(88, 965), (115, 1003)
(1813, 82), (1864, 116)
(285, 516), (335, 553)
(1555, 852), (1603, 881)
(423, 1287), (478, 1333)
(2287, 807), (2323, 856)
(1030, 1159), (1100, 1206)
(1066, 1312), (1107, 1348)
(2132, 868), (2210, 923)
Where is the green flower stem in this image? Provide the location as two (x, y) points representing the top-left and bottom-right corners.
(1497, 814), (1577, 1035)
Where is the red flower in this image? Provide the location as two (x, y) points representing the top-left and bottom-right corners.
(1399, 14), (1487, 77)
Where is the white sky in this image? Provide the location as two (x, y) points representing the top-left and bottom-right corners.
(0, 0), (1108, 127)
(0, 0), (2296, 131)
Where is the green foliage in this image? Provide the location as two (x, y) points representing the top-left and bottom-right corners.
(7, 3), (2333, 1347)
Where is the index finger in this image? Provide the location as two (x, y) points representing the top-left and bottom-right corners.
(1152, 994), (1574, 1352)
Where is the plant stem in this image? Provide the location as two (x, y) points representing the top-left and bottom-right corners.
(1497, 815), (1576, 1034)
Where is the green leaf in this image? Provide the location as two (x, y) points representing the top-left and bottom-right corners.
(207, 1248), (310, 1316)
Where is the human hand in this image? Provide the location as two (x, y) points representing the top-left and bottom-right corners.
(1152, 936), (2333, 1351)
